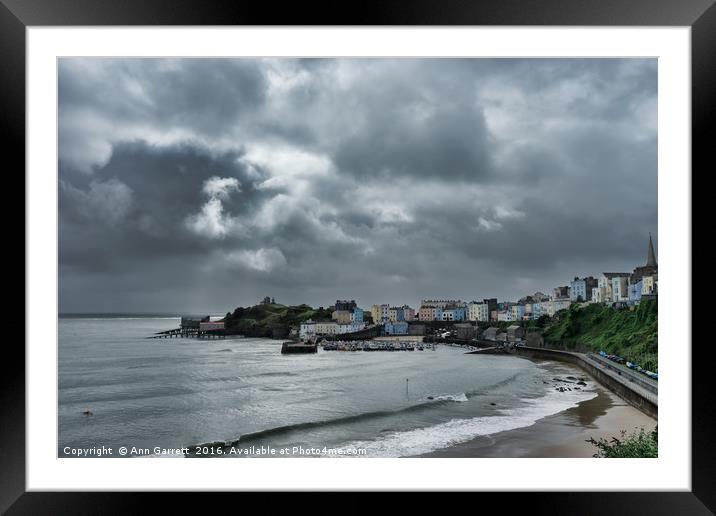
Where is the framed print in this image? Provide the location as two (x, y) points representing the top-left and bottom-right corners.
(6, 0), (712, 512)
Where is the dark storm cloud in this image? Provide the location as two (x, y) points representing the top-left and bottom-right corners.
(58, 58), (657, 313)
(59, 58), (268, 172)
(59, 141), (278, 271)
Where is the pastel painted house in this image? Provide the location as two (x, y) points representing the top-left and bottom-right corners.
(569, 277), (588, 302)
(511, 304), (525, 321)
(628, 279), (643, 303)
(467, 302), (489, 322)
(419, 305), (443, 321)
(441, 306), (466, 321)
(371, 304), (390, 324)
(384, 321), (409, 335)
(611, 275), (630, 302)
(388, 307), (405, 322)
(315, 321), (338, 335)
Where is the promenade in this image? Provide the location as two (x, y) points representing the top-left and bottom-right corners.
(513, 346), (658, 418)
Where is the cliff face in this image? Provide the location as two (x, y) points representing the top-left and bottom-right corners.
(541, 299), (658, 371)
(222, 303), (332, 339)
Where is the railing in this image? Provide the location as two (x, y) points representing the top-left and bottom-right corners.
(584, 352), (658, 394)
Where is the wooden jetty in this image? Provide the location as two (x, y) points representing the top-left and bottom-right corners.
(148, 328), (226, 339)
(148, 316), (226, 339)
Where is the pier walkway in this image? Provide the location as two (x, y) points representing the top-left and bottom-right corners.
(148, 327), (226, 339)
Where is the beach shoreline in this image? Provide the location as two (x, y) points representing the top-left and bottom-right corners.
(417, 359), (657, 458)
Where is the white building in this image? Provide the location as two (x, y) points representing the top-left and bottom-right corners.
(552, 298), (572, 313)
(596, 273), (630, 303)
(611, 276), (630, 302)
(337, 322), (366, 334)
(402, 306), (416, 321)
(467, 302), (489, 322)
(497, 310), (513, 322)
(642, 275), (657, 295)
(299, 320), (317, 339)
(315, 321), (338, 335)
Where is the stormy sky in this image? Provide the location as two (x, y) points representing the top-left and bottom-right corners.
(58, 58), (657, 313)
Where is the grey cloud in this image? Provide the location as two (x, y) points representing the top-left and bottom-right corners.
(58, 58), (657, 313)
(59, 58), (268, 171)
(59, 141), (277, 271)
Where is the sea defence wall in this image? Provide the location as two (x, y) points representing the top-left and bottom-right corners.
(323, 325), (382, 341)
(514, 346), (658, 419)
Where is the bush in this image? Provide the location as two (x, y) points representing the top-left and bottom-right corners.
(587, 426), (658, 458)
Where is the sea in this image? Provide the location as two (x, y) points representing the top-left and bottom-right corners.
(58, 315), (597, 458)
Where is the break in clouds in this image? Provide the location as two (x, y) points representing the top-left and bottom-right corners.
(58, 58), (657, 313)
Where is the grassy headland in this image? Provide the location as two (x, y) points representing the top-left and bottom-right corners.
(540, 299), (658, 371)
(222, 303), (332, 339)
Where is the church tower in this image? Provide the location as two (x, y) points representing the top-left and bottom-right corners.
(646, 232), (657, 267)
(631, 233), (658, 284)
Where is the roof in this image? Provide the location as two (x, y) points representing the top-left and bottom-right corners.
(646, 233), (657, 267)
(507, 324), (521, 330)
(602, 272), (631, 279)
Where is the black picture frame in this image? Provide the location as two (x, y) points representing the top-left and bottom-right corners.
(5, 0), (710, 512)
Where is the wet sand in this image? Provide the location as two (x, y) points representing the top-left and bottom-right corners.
(376, 335), (425, 342)
(419, 360), (657, 458)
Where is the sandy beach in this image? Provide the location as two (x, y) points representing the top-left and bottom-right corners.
(419, 359), (657, 458)
(375, 335), (426, 342)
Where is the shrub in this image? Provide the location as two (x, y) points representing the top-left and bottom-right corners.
(587, 426), (658, 458)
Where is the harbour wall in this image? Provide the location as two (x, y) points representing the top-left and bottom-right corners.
(514, 346), (658, 419)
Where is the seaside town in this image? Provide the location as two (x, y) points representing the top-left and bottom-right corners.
(57, 57), (662, 463)
(160, 234), (657, 347)
(293, 234), (658, 341)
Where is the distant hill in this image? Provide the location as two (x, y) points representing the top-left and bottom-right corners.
(222, 303), (333, 339)
(541, 299), (658, 371)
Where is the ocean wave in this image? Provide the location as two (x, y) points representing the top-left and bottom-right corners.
(328, 386), (598, 458)
(186, 393), (482, 451)
(427, 393), (468, 402)
(185, 372), (532, 453)
(251, 371), (300, 378)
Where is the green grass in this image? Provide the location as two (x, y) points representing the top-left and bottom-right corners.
(541, 299), (658, 371)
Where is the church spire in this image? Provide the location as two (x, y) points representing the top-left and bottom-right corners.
(646, 233), (657, 267)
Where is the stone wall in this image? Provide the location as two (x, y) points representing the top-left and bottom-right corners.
(515, 346), (658, 419)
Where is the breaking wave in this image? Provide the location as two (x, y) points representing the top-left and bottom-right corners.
(329, 385), (598, 458)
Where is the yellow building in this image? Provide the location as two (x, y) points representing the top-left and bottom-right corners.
(332, 310), (353, 324)
(315, 321), (338, 335)
(371, 304), (389, 324)
(642, 275), (657, 295)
